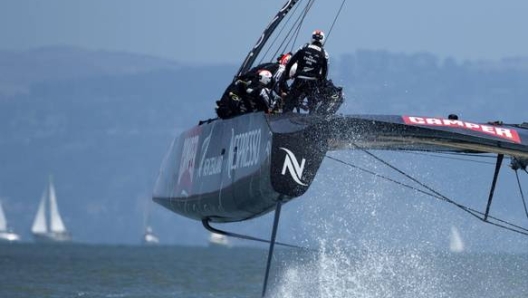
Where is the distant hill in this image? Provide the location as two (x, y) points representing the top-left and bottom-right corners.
(0, 46), (183, 81)
(0, 47), (527, 249)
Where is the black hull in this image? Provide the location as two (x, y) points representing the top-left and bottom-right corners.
(153, 113), (528, 223)
(153, 113), (327, 223)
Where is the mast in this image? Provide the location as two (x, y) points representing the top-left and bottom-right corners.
(235, 0), (300, 79)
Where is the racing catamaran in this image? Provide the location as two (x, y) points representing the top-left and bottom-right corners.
(152, 0), (528, 296)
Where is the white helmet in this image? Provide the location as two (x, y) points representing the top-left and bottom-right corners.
(258, 69), (272, 85)
(289, 63), (297, 78)
(311, 30), (325, 43)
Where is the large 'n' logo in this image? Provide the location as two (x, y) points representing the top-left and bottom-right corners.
(280, 147), (307, 186)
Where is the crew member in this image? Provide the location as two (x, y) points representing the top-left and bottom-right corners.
(282, 30), (329, 112)
(247, 52), (292, 99)
(215, 69), (277, 119)
(216, 54), (292, 119)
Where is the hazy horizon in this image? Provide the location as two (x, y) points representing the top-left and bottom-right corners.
(2, 0), (528, 64)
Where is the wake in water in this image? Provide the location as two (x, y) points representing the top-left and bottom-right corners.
(270, 240), (447, 298)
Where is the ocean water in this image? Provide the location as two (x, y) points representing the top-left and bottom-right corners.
(1, 243), (527, 298)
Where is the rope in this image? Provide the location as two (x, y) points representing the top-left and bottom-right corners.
(256, 0), (316, 66)
(258, 0), (305, 64)
(325, 0), (347, 45)
(394, 151), (496, 165)
(293, 0), (316, 48)
(325, 146), (528, 237)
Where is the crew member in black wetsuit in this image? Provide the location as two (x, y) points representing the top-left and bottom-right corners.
(215, 69), (277, 119)
(216, 53), (292, 119)
(245, 52), (292, 100)
(282, 30), (329, 112)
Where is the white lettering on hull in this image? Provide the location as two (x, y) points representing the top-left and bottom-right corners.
(403, 116), (521, 143)
(201, 155), (224, 177)
(228, 129), (262, 178)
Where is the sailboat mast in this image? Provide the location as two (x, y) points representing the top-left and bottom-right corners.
(235, 0), (300, 79)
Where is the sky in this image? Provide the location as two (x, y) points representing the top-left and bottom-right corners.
(1, 0), (528, 64)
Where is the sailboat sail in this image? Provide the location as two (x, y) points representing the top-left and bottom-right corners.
(0, 200), (21, 242)
(31, 190), (48, 234)
(49, 182), (67, 233)
(0, 201), (6, 232)
(32, 177), (71, 242)
(450, 226), (465, 253)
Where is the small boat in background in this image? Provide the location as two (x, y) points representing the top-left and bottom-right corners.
(142, 226), (160, 245)
(208, 232), (231, 248)
(141, 196), (160, 245)
(0, 200), (20, 242)
(31, 177), (71, 243)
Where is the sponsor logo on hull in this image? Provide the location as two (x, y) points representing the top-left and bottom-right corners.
(198, 129), (224, 178)
(280, 147), (307, 186)
(227, 129), (262, 178)
(177, 129), (201, 196)
(403, 116), (521, 143)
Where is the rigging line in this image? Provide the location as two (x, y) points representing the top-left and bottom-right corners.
(340, 145), (528, 236)
(278, 8), (305, 55)
(292, 0), (316, 49)
(258, 0), (304, 65)
(514, 170), (528, 219)
(368, 151), (528, 235)
(327, 154), (528, 236)
(461, 205), (528, 234)
(480, 210), (528, 233)
(479, 218), (528, 236)
(350, 143), (465, 204)
(325, 155), (439, 198)
(277, 0), (311, 54)
(262, 0), (313, 64)
(326, 154), (482, 221)
(393, 151), (496, 165)
(477, 211), (528, 235)
(324, 0), (346, 45)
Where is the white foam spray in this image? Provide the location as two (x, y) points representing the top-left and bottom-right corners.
(268, 152), (449, 298)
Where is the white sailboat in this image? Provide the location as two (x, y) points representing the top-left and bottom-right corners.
(141, 196), (160, 245)
(449, 226), (465, 253)
(142, 225), (160, 245)
(208, 232), (231, 248)
(0, 200), (21, 242)
(31, 177), (71, 243)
